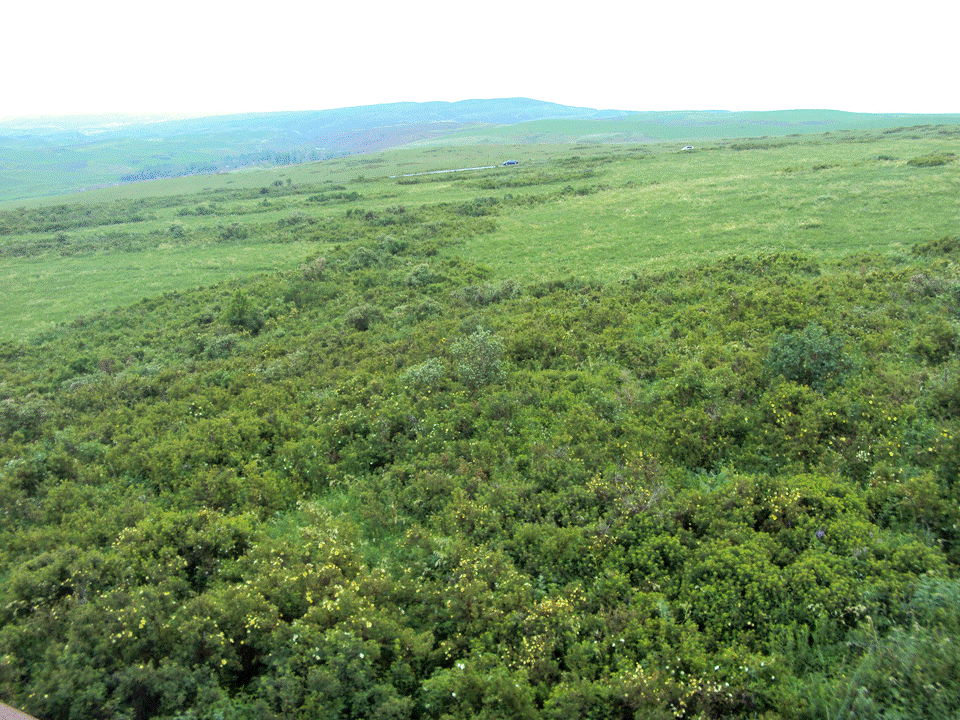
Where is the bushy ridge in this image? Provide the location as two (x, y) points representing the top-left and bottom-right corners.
(2, 214), (960, 720)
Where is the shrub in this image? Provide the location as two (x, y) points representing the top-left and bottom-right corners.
(795, 580), (960, 720)
(452, 280), (521, 306)
(202, 334), (241, 360)
(452, 328), (506, 391)
(399, 358), (446, 392)
(343, 304), (382, 331)
(911, 317), (957, 364)
(907, 153), (955, 167)
(301, 256), (326, 280)
(346, 246), (381, 271)
(764, 323), (851, 391)
(223, 290), (263, 335)
(219, 222), (249, 241)
(392, 299), (443, 324)
(911, 235), (960, 257)
(278, 210), (309, 227)
(405, 263), (439, 287)
(455, 197), (499, 217)
(0, 395), (50, 441)
(379, 235), (407, 255)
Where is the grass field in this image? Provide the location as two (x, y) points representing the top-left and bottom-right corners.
(1, 123), (958, 339)
(0, 241), (320, 338)
(459, 130), (960, 280)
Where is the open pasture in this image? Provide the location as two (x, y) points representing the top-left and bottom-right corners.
(1, 124), (958, 339)
(461, 128), (960, 280)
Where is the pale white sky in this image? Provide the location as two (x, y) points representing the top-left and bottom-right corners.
(3, 0), (956, 119)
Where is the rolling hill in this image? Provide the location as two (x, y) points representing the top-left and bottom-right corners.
(3, 99), (959, 202)
(1, 105), (960, 720)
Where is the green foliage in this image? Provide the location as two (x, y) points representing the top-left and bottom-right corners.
(784, 577), (960, 719)
(223, 290), (264, 334)
(0, 394), (50, 441)
(911, 316), (958, 363)
(344, 303), (383, 331)
(406, 263), (441, 287)
(346, 246), (383, 270)
(399, 358), (446, 393)
(764, 323), (852, 391)
(911, 234), (960, 257)
(4, 124), (960, 719)
(451, 280), (521, 306)
(451, 329), (506, 391)
(220, 221), (250, 241)
(907, 153), (956, 167)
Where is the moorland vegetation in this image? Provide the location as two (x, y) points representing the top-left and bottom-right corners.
(1, 123), (960, 719)
(5, 104), (960, 203)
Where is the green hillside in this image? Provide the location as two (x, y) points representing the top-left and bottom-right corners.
(3, 124), (958, 339)
(4, 103), (960, 202)
(1, 122), (960, 719)
(404, 109), (960, 146)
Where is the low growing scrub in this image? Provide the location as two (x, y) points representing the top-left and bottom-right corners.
(452, 328), (506, 391)
(907, 153), (956, 167)
(764, 323), (852, 392)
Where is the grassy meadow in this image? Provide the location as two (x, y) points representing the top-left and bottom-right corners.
(2, 125), (958, 338)
(8, 105), (957, 202)
(465, 130), (960, 280)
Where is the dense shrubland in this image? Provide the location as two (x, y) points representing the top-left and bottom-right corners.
(2, 133), (960, 719)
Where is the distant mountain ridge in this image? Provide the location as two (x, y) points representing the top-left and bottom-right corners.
(2, 98), (959, 202)
(0, 98), (621, 137)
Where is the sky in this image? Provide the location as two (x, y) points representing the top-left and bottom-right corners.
(3, 0), (956, 119)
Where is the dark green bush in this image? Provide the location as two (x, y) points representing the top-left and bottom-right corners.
(278, 210), (309, 227)
(907, 153), (955, 167)
(399, 358), (446, 392)
(764, 323), (852, 391)
(452, 280), (521, 306)
(911, 235), (960, 256)
(346, 246), (381, 271)
(455, 196), (499, 217)
(343, 304), (383, 331)
(405, 263), (439, 287)
(911, 317), (957, 364)
(219, 222), (249, 241)
(791, 578), (960, 719)
(379, 234), (408, 255)
(222, 290), (263, 335)
(452, 328), (506, 391)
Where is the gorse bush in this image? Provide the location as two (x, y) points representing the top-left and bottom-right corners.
(911, 235), (960, 257)
(451, 279), (521, 306)
(5, 246), (960, 719)
(399, 358), (446, 392)
(789, 577), (960, 720)
(452, 328), (506, 391)
(223, 290), (264, 335)
(907, 153), (956, 167)
(346, 246), (382, 271)
(5, 127), (960, 719)
(379, 234), (408, 255)
(343, 303), (383, 331)
(764, 323), (852, 391)
(406, 263), (440, 287)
